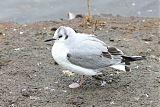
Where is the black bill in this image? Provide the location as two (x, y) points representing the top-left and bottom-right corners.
(44, 38), (56, 42)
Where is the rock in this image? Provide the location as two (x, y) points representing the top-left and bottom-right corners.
(109, 38), (114, 42)
(21, 89), (30, 97)
(142, 37), (153, 41)
(50, 27), (57, 31)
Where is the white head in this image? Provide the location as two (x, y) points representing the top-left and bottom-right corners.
(45, 26), (76, 43)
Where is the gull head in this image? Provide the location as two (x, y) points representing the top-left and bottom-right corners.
(45, 26), (76, 43)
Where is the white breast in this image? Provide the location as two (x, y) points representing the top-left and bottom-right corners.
(52, 42), (69, 65)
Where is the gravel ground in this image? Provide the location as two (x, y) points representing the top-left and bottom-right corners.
(0, 16), (160, 107)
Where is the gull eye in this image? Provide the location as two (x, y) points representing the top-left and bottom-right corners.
(58, 35), (63, 38)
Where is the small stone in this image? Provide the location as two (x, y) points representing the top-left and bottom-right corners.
(13, 29), (17, 31)
(134, 97), (140, 101)
(109, 38), (114, 42)
(50, 89), (55, 92)
(135, 66), (139, 69)
(62, 90), (67, 93)
(147, 49), (152, 52)
(54, 81), (58, 84)
(62, 70), (75, 77)
(21, 88), (30, 97)
(110, 26), (118, 30)
(20, 31), (24, 34)
(51, 27), (57, 31)
(105, 30), (109, 33)
(156, 77), (160, 83)
(11, 104), (15, 107)
(100, 81), (106, 86)
(44, 87), (49, 90)
(110, 74), (113, 76)
(14, 48), (20, 51)
(150, 55), (156, 59)
(69, 83), (80, 88)
(37, 62), (42, 66)
(110, 101), (115, 104)
(30, 96), (40, 100)
(142, 37), (152, 41)
(142, 19), (146, 22)
(145, 94), (149, 97)
(107, 79), (113, 84)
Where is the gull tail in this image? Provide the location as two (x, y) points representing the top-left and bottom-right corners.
(110, 64), (130, 72)
(110, 55), (146, 72)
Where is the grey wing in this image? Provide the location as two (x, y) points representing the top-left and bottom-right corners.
(67, 37), (124, 69)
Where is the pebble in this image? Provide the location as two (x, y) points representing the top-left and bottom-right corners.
(30, 96), (40, 100)
(142, 19), (146, 22)
(11, 104), (15, 107)
(109, 38), (114, 42)
(62, 70), (75, 77)
(100, 81), (106, 86)
(142, 37), (152, 41)
(37, 62), (42, 66)
(135, 66), (139, 69)
(21, 88), (30, 97)
(44, 87), (49, 90)
(54, 81), (58, 84)
(20, 31), (24, 34)
(69, 83), (80, 89)
(156, 77), (160, 83)
(51, 27), (57, 31)
(62, 90), (67, 93)
(150, 55), (156, 59)
(134, 97), (140, 101)
(50, 89), (55, 92)
(110, 101), (115, 104)
(14, 48), (20, 51)
(13, 29), (17, 31)
(145, 94), (149, 97)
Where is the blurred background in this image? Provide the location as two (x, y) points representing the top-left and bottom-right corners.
(0, 0), (159, 23)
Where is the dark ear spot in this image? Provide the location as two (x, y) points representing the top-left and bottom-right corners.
(65, 35), (68, 39)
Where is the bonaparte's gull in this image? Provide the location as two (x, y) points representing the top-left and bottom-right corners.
(45, 26), (145, 88)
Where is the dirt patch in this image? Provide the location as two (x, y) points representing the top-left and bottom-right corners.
(0, 16), (160, 107)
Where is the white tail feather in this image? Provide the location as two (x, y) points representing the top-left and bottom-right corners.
(110, 64), (126, 71)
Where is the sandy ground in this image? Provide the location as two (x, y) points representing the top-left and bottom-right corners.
(0, 16), (160, 107)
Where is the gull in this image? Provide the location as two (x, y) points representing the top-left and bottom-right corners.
(45, 26), (145, 88)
